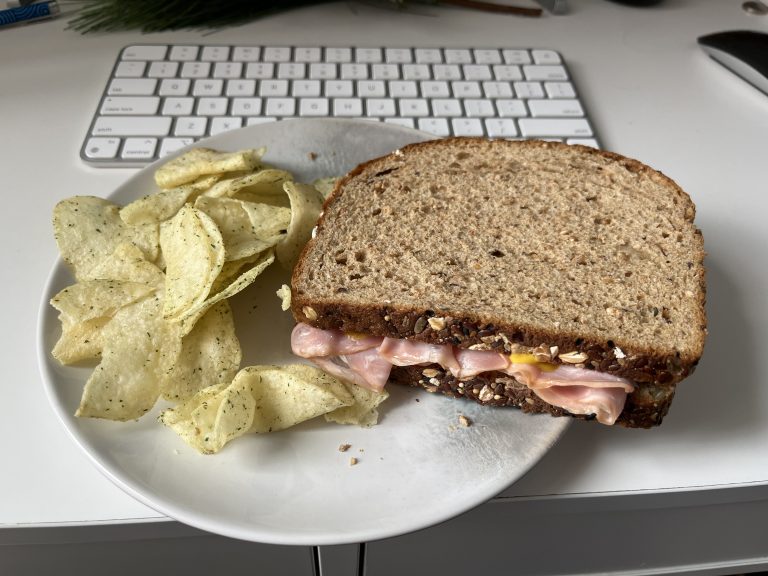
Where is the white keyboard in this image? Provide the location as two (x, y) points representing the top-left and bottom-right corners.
(82, 44), (600, 167)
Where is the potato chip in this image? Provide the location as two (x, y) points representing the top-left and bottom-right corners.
(161, 300), (241, 403)
(160, 205), (225, 320)
(179, 249), (275, 334)
(88, 243), (164, 287)
(159, 377), (255, 455)
(53, 196), (159, 281)
(325, 383), (389, 427)
(312, 177), (338, 199)
(52, 317), (110, 364)
(276, 181), (324, 270)
(76, 292), (183, 421)
(154, 147), (265, 189)
(276, 284), (291, 311)
(50, 280), (154, 330)
(201, 169), (292, 205)
(194, 196), (288, 261)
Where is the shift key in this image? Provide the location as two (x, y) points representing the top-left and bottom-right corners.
(518, 118), (592, 138)
(92, 116), (172, 136)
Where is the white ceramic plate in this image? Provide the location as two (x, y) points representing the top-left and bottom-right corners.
(38, 119), (569, 545)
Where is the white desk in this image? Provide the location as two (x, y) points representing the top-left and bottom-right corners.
(2, 1), (768, 574)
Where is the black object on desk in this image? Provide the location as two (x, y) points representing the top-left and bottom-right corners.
(698, 30), (768, 96)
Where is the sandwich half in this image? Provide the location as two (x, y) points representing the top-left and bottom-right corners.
(289, 138), (707, 428)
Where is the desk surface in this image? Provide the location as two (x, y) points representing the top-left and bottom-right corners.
(2, 0), (767, 542)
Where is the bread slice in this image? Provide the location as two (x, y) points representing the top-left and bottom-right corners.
(291, 138), (707, 427)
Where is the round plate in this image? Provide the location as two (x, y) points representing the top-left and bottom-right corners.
(38, 119), (569, 545)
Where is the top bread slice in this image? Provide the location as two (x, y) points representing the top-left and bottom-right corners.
(291, 138), (707, 392)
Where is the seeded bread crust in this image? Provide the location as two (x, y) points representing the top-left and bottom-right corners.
(291, 138), (707, 427)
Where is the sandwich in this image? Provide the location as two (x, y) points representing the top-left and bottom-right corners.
(288, 138), (707, 428)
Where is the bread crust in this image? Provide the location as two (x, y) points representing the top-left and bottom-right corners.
(290, 138), (707, 427)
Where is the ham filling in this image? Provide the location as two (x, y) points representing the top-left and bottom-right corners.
(291, 323), (634, 425)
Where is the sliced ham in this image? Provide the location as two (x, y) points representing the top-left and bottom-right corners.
(378, 337), (460, 373)
(531, 385), (628, 426)
(289, 323), (634, 425)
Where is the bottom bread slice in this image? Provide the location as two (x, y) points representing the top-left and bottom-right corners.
(389, 365), (676, 428)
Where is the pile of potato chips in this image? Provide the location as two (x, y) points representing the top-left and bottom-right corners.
(51, 147), (386, 454)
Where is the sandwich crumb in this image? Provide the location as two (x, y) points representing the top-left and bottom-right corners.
(458, 414), (472, 427)
(349, 457), (358, 466)
(338, 443), (351, 452)
(308, 151), (318, 161)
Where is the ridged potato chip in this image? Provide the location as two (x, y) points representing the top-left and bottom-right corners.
(325, 383), (389, 428)
(154, 147), (264, 189)
(53, 196), (159, 281)
(88, 243), (164, 286)
(201, 169), (292, 206)
(162, 300), (241, 403)
(76, 292), (183, 421)
(276, 181), (324, 270)
(160, 205), (225, 320)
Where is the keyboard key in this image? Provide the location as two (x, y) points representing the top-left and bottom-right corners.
(545, 81), (576, 99)
(201, 46), (230, 61)
(384, 117), (414, 129)
(334, 98), (363, 116)
(357, 80), (386, 98)
(326, 80), (354, 97)
(532, 49), (561, 65)
(264, 46), (291, 62)
(325, 47), (352, 62)
(259, 80), (289, 96)
(415, 48), (442, 64)
(293, 80), (321, 97)
(210, 116), (243, 135)
(402, 64), (431, 81)
(463, 99), (495, 117)
(432, 99), (462, 117)
(226, 79), (256, 97)
(518, 118), (592, 137)
(294, 47), (322, 62)
(100, 96), (160, 115)
(193, 79), (224, 96)
(213, 62), (244, 79)
(474, 49), (502, 64)
(451, 118), (484, 136)
(265, 98), (296, 116)
(147, 61), (179, 78)
(482, 81), (513, 98)
(83, 137), (120, 159)
(246, 63), (276, 79)
(399, 98), (429, 117)
(114, 61), (145, 77)
(107, 78), (157, 96)
(162, 97), (195, 116)
(386, 48), (413, 63)
(159, 137), (194, 157)
(278, 62), (306, 79)
(463, 64), (492, 81)
(355, 48), (382, 63)
(247, 117), (277, 125)
(232, 46), (261, 61)
(452, 81), (482, 98)
(528, 99), (584, 117)
(197, 97), (229, 116)
(492, 65), (523, 81)
(92, 116), (171, 136)
(445, 49), (472, 64)
(567, 138), (599, 148)
(309, 63), (337, 79)
(122, 137), (157, 159)
(231, 97), (262, 116)
(122, 45), (167, 61)
(300, 98), (330, 116)
(180, 62), (212, 78)
(513, 81), (544, 99)
(159, 79), (191, 96)
(418, 118), (450, 136)
(497, 99), (528, 117)
(433, 65), (461, 81)
(372, 64), (399, 80)
(485, 118), (518, 137)
(366, 98), (396, 117)
(389, 80), (418, 98)
(421, 81), (450, 98)
(523, 65), (568, 81)
(502, 49), (531, 65)
(169, 45), (199, 61)
(174, 117), (208, 136)
(341, 63), (368, 80)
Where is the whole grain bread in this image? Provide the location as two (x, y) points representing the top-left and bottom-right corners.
(291, 138), (707, 427)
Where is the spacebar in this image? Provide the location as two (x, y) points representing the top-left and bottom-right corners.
(518, 118), (592, 138)
(92, 116), (172, 136)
